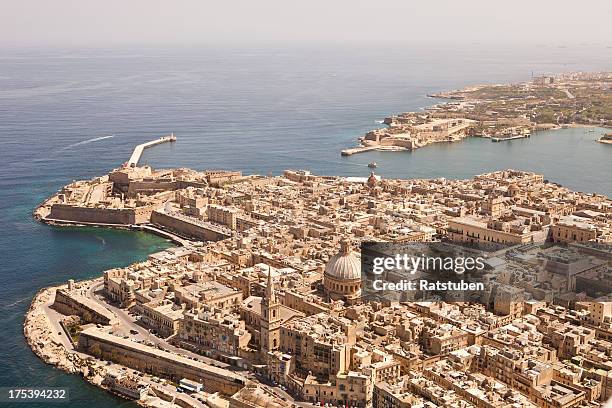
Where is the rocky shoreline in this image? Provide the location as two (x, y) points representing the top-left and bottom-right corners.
(23, 282), (147, 406)
(23, 279), (230, 408)
(26, 286), (73, 369)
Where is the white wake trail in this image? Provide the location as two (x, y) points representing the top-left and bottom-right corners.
(60, 134), (115, 151)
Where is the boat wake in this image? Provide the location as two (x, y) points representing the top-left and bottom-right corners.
(59, 134), (115, 151)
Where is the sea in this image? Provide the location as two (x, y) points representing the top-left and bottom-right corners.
(0, 44), (610, 407)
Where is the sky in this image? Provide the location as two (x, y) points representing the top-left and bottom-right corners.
(1, 0), (611, 48)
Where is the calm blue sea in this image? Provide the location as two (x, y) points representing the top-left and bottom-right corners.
(0, 45), (610, 406)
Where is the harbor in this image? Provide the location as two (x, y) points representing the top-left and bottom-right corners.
(22, 138), (612, 407)
(2, 34), (611, 407)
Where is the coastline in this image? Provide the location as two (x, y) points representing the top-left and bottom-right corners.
(26, 194), (189, 405)
(24, 188), (242, 407)
(23, 282), (122, 399)
(24, 280), (150, 407)
(342, 123), (610, 156)
(23, 278), (214, 408)
(342, 72), (611, 156)
(34, 213), (189, 247)
(21, 220), (194, 405)
(19, 73), (612, 407)
(22, 160), (612, 407)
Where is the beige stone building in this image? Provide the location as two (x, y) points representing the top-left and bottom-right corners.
(178, 310), (251, 356)
(552, 216), (599, 243)
(174, 280), (242, 311)
(140, 300), (184, 338)
(448, 215), (547, 245)
(280, 312), (356, 378)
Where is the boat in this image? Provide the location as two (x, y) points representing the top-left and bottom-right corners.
(597, 133), (612, 144)
(491, 130), (530, 142)
(368, 162), (378, 168)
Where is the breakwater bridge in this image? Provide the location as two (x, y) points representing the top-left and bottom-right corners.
(127, 134), (176, 167)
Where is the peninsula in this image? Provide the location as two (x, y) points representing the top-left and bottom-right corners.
(342, 71), (612, 155)
(26, 139), (612, 408)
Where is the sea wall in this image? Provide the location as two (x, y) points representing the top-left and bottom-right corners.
(47, 203), (154, 225)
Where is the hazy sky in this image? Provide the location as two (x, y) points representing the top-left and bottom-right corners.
(1, 0), (611, 48)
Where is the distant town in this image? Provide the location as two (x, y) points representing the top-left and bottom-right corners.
(342, 72), (611, 156)
(24, 135), (612, 408)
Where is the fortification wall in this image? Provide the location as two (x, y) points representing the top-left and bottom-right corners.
(47, 204), (155, 225)
(127, 180), (178, 196)
(151, 211), (231, 241)
(78, 329), (245, 395)
(380, 137), (414, 148)
(49, 204), (132, 224)
(52, 290), (116, 325)
(132, 206), (156, 224)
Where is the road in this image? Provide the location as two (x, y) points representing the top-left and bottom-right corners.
(83, 281), (319, 405)
(41, 292), (75, 351)
(86, 281), (232, 370)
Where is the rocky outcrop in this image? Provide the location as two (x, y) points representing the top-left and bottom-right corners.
(24, 286), (99, 378)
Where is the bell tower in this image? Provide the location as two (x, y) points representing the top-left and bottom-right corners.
(260, 266), (281, 355)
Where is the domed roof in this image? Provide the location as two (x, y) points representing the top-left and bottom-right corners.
(324, 239), (361, 281)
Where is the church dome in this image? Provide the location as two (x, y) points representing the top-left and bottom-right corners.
(324, 239), (361, 280)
